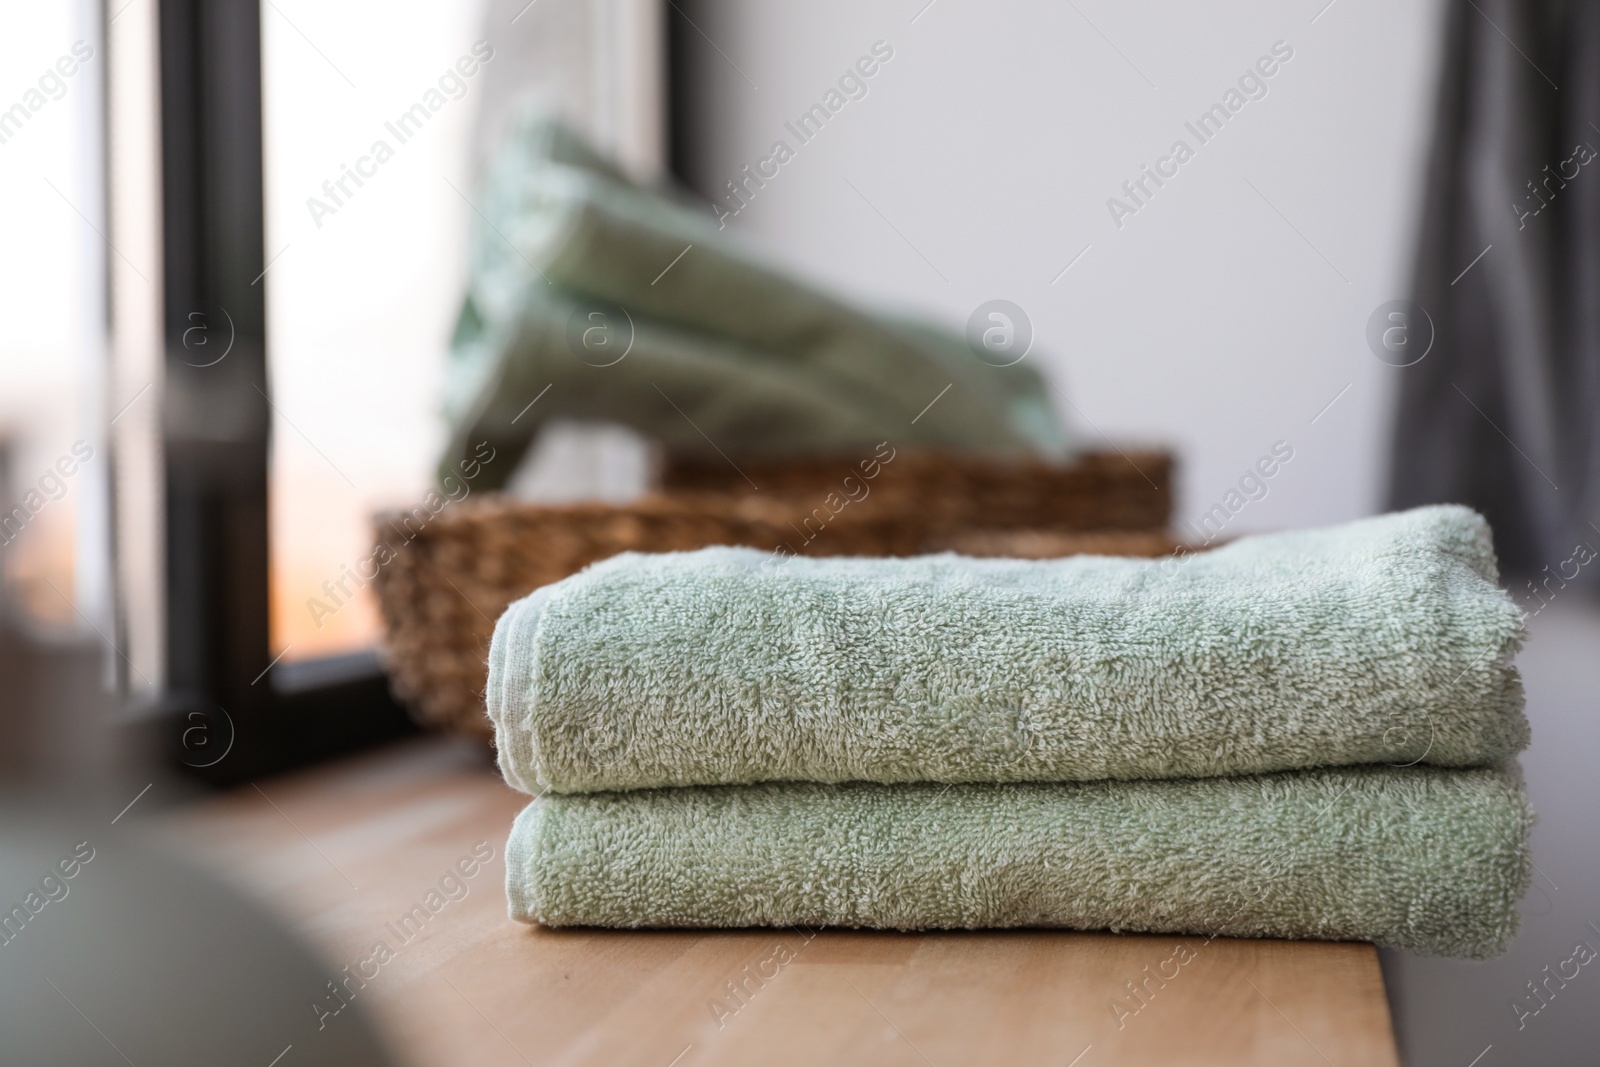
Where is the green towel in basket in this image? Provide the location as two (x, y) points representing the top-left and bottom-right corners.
(504, 763), (1533, 959)
(441, 292), (901, 479)
(439, 109), (1067, 490)
(488, 505), (1529, 794)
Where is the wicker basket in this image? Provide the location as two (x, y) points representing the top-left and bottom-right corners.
(374, 450), (1177, 737)
(660, 448), (1172, 531)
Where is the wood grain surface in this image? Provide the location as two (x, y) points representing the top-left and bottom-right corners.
(164, 736), (1399, 1067)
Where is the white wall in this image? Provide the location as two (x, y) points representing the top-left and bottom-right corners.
(677, 0), (1445, 536)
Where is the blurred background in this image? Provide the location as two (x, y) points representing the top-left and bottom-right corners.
(1, 1), (1597, 1064)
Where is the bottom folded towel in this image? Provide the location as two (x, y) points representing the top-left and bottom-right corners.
(506, 765), (1532, 958)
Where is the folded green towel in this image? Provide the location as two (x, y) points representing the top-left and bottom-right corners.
(440, 111), (1067, 490)
(442, 292), (901, 478)
(488, 505), (1529, 794)
(505, 763), (1531, 958)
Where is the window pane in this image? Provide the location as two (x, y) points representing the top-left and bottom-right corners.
(0, 2), (109, 637)
(263, 0), (665, 662)
(262, 1), (488, 659)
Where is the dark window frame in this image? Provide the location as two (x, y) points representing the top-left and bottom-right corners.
(155, 0), (414, 786)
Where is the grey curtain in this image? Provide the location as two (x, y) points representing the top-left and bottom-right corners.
(1390, 0), (1600, 596)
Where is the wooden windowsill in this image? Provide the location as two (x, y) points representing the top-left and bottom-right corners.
(165, 735), (1399, 1066)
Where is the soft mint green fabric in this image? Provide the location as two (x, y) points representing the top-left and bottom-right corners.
(444, 293), (908, 483)
(488, 506), (1529, 794)
(504, 763), (1532, 958)
(440, 110), (1067, 490)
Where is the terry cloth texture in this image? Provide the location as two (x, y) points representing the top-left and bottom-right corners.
(504, 763), (1533, 959)
(438, 109), (1067, 491)
(488, 505), (1529, 795)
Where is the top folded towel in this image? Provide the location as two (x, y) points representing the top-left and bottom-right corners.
(488, 505), (1529, 794)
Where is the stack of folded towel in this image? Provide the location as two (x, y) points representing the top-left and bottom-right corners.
(487, 505), (1534, 958)
(439, 111), (1068, 491)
